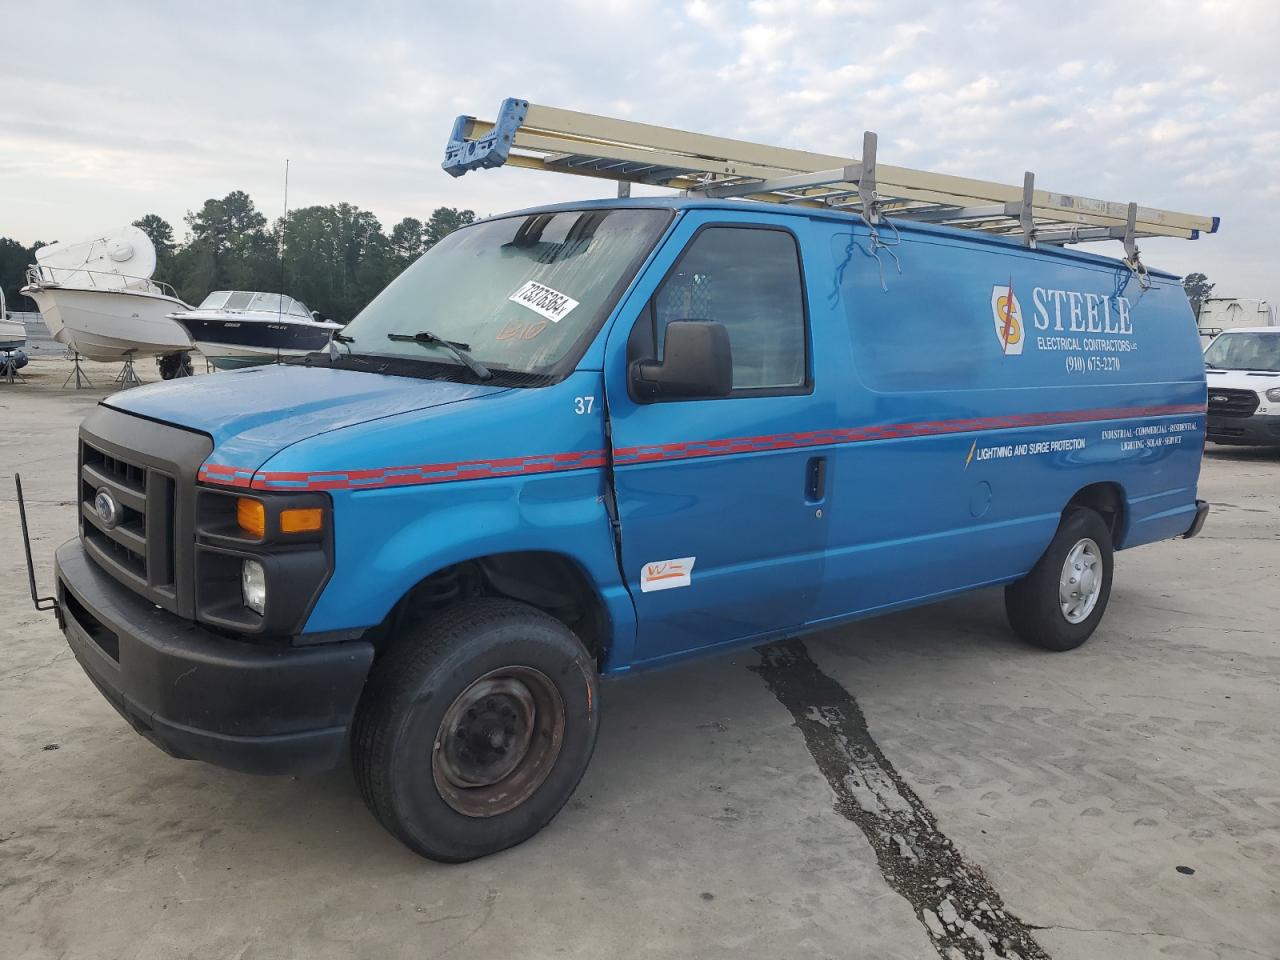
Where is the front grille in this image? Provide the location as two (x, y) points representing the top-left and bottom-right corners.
(80, 440), (177, 596)
(1206, 388), (1259, 419)
(77, 405), (213, 618)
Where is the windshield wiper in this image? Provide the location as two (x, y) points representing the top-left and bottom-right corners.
(302, 346), (385, 371)
(387, 330), (491, 381)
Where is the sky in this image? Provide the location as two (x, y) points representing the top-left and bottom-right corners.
(2, 0), (1277, 307)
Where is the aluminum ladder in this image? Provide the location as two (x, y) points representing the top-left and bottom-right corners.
(442, 98), (1219, 256)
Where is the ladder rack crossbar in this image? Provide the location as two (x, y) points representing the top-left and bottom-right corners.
(444, 99), (1219, 245)
(690, 164), (863, 199)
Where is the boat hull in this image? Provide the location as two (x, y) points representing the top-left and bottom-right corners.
(0, 319), (26, 350)
(175, 316), (337, 369)
(21, 286), (192, 360)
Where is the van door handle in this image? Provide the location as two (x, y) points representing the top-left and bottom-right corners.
(806, 456), (827, 502)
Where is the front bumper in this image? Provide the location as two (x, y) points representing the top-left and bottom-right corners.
(55, 539), (373, 775)
(1206, 412), (1280, 446)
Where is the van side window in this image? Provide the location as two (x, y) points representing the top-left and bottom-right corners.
(651, 227), (807, 391)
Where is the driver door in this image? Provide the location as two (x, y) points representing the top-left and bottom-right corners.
(604, 211), (830, 667)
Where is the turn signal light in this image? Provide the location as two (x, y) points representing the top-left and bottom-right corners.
(236, 498), (266, 538)
(280, 507), (324, 534)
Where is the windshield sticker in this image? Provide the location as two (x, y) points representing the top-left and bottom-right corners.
(509, 280), (580, 323)
(640, 557), (696, 593)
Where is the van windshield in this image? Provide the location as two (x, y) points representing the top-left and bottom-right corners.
(340, 208), (670, 376)
(1204, 331), (1280, 372)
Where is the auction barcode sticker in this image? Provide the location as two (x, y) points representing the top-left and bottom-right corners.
(508, 280), (580, 323)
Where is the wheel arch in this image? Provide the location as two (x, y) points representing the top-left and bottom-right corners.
(370, 550), (615, 669)
(1065, 481), (1129, 547)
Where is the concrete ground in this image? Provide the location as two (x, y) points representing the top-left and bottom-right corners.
(2, 353), (1277, 960)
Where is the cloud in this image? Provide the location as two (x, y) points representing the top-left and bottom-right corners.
(685, 0), (719, 25)
(902, 68), (951, 93)
(1, 0), (1276, 305)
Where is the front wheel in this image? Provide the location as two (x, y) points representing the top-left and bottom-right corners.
(1005, 507), (1114, 651)
(352, 598), (599, 862)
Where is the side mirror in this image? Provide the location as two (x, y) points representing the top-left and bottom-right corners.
(630, 320), (732, 401)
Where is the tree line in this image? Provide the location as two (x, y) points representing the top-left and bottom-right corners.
(1, 191), (475, 323)
(3, 206), (1218, 325)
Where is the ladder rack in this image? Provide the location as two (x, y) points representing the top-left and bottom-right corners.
(443, 98), (1219, 250)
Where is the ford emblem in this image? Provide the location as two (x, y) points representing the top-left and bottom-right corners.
(1211, 395), (1229, 403)
(94, 488), (120, 528)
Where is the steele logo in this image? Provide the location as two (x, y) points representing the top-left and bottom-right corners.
(990, 282), (1024, 355)
(1031, 287), (1132, 334)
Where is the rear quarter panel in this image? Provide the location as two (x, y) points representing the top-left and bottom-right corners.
(808, 220), (1205, 623)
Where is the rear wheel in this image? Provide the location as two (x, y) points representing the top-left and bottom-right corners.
(1005, 507), (1114, 651)
(352, 598), (599, 862)
(158, 352), (193, 379)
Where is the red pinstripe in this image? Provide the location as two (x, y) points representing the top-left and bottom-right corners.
(197, 402), (1203, 492)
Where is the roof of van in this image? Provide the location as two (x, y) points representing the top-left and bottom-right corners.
(487, 197), (1183, 282)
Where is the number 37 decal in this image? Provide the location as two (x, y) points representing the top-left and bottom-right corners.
(573, 396), (595, 415)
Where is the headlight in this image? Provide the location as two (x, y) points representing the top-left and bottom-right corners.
(1265, 388), (1280, 402)
(241, 559), (267, 615)
(195, 488), (331, 636)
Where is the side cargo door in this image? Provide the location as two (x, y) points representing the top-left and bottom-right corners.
(603, 211), (834, 668)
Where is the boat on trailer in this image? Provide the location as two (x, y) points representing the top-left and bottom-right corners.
(169, 291), (342, 369)
(19, 226), (194, 374)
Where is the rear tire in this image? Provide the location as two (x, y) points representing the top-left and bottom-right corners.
(1005, 507), (1114, 651)
(352, 598), (599, 862)
(158, 352), (193, 379)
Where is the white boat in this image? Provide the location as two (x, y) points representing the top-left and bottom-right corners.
(169, 291), (342, 369)
(0, 289), (25, 350)
(19, 226), (194, 366)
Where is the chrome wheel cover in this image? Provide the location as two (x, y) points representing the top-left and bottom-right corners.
(1059, 537), (1102, 624)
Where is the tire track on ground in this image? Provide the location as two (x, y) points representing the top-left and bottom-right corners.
(753, 639), (1049, 960)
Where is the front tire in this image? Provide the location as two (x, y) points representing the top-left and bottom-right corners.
(352, 598), (600, 862)
(1005, 507), (1114, 651)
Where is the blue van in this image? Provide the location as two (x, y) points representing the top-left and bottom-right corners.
(44, 193), (1208, 861)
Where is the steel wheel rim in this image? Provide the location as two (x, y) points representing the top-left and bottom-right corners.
(1059, 537), (1102, 624)
(432, 666), (565, 818)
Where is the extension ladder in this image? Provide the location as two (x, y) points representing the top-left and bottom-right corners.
(442, 98), (1218, 257)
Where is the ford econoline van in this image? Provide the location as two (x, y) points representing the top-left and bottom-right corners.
(39, 193), (1209, 861)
